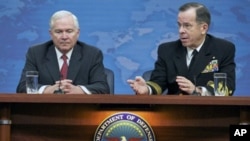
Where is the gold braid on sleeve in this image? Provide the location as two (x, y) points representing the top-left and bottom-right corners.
(146, 81), (162, 95)
(207, 80), (232, 96)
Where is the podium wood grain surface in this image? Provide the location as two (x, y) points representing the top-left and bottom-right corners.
(0, 94), (250, 141)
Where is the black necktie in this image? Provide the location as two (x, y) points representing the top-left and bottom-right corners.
(189, 49), (198, 69)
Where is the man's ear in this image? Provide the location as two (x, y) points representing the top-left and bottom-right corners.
(201, 23), (208, 34)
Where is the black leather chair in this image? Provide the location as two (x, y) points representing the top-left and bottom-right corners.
(142, 70), (152, 81)
(104, 68), (114, 94)
(142, 70), (168, 94)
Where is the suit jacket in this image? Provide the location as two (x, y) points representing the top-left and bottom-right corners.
(148, 34), (236, 95)
(16, 40), (109, 94)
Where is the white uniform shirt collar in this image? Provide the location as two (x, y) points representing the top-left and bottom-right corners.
(186, 39), (205, 58)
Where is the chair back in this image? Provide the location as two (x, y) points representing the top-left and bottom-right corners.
(142, 70), (153, 81)
(105, 68), (114, 94)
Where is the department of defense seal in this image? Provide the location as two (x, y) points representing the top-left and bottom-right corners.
(94, 112), (155, 141)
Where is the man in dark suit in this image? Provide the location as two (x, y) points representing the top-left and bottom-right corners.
(127, 2), (235, 96)
(16, 10), (109, 94)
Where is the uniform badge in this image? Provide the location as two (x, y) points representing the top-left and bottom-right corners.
(202, 57), (218, 73)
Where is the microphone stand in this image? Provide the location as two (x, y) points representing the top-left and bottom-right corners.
(192, 75), (200, 95)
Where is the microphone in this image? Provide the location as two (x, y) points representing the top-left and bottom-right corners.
(193, 75), (197, 87)
(54, 74), (64, 94)
(192, 75), (200, 95)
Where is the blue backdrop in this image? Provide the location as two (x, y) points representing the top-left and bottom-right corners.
(0, 0), (249, 96)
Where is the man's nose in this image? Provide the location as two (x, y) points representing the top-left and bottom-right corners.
(61, 32), (69, 39)
(179, 26), (185, 33)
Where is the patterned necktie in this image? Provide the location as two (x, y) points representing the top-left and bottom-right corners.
(189, 49), (198, 69)
(60, 54), (68, 80)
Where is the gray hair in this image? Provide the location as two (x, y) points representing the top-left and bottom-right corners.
(49, 10), (79, 29)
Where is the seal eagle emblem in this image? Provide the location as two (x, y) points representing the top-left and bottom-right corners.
(94, 112), (155, 141)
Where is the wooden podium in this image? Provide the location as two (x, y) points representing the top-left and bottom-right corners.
(0, 94), (250, 141)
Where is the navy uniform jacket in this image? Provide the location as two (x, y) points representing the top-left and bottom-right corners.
(16, 40), (109, 94)
(147, 34), (236, 95)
